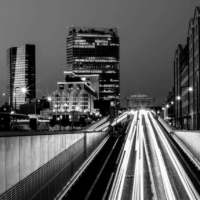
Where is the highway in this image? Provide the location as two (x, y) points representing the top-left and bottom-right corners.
(113, 110), (200, 200)
(55, 109), (200, 200)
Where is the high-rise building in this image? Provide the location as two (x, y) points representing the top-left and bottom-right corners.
(66, 27), (120, 102)
(6, 44), (35, 110)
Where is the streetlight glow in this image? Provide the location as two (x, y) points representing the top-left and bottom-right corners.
(21, 87), (27, 93)
(171, 101), (174, 105)
(47, 96), (52, 102)
(177, 96), (181, 100)
(188, 87), (193, 92)
(81, 77), (86, 81)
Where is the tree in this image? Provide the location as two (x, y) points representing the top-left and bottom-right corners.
(79, 116), (86, 128)
(61, 116), (70, 128)
(50, 118), (56, 127)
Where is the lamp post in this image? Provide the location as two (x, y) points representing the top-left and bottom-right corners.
(166, 104), (170, 122)
(47, 96), (52, 120)
(177, 86), (193, 130)
(176, 95), (181, 129)
(47, 96), (52, 109)
(171, 101), (174, 126)
(14, 86), (27, 111)
(59, 115), (62, 131)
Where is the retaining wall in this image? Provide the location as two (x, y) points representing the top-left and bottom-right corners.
(174, 130), (200, 164)
(0, 131), (108, 199)
(158, 117), (200, 165)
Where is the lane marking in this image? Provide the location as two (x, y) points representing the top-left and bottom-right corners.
(55, 135), (110, 200)
(84, 137), (120, 200)
(116, 143), (125, 165)
(102, 173), (115, 200)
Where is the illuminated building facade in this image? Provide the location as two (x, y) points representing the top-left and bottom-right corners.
(6, 44), (36, 110)
(66, 27), (120, 102)
(173, 6), (200, 130)
(50, 71), (99, 119)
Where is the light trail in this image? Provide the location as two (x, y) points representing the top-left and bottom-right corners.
(111, 111), (130, 126)
(144, 111), (176, 200)
(149, 112), (200, 200)
(108, 111), (138, 200)
(87, 116), (109, 131)
(143, 120), (158, 200)
(95, 121), (110, 131)
(132, 110), (144, 200)
(92, 111), (130, 132)
(158, 117), (200, 170)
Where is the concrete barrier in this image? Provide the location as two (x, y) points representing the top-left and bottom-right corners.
(158, 117), (200, 167)
(174, 130), (200, 164)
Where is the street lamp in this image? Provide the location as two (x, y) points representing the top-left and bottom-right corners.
(176, 96), (181, 100)
(14, 86), (27, 111)
(47, 96), (52, 102)
(59, 115), (62, 131)
(47, 96), (52, 111)
(188, 87), (193, 92)
(177, 86), (193, 129)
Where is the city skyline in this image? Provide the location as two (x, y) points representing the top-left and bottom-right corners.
(0, 0), (200, 106)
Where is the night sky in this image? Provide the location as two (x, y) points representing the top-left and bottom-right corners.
(0, 0), (199, 106)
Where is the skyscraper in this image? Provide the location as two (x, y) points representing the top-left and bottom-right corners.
(66, 27), (120, 102)
(6, 44), (35, 110)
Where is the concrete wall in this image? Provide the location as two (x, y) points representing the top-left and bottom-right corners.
(158, 117), (200, 165)
(174, 131), (200, 164)
(0, 133), (84, 195)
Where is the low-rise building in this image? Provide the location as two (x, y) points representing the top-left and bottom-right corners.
(50, 71), (99, 122)
(120, 94), (155, 109)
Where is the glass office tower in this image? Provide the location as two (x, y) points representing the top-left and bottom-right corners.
(6, 44), (35, 110)
(66, 27), (120, 101)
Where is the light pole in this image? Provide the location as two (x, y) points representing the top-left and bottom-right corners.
(59, 115), (62, 131)
(176, 95), (181, 129)
(171, 101), (174, 126)
(47, 96), (52, 109)
(14, 86), (27, 111)
(176, 86), (193, 129)
(2, 93), (6, 111)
